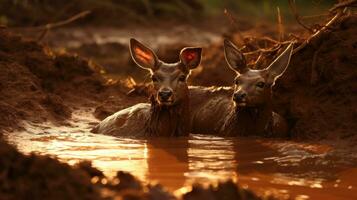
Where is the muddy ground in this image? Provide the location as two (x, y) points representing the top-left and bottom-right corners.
(0, 5), (356, 200)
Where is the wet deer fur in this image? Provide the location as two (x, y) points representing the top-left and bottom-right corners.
(190, 39), (293, 137)
(92, 38), (201, 137)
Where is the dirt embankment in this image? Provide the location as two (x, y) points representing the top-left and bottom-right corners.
(274, 15), (357, 140)
(190, 14), (357, 140)
(0, 139), (101, 199)
(0, 28), (146, 132)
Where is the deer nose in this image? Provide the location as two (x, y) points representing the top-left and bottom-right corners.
(158, 89), (173, 101)
(233, 92), (246, 102)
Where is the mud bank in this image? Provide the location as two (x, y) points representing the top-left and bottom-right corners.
(191, 14), (357, 140)
(0, 139), (100, 199)
(275, 14), (357, 140)
(0, 28), (146, 132)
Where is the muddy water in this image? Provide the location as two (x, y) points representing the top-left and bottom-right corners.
(5, 109), (357, 199)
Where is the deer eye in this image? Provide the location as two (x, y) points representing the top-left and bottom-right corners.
(256, 81), (265, 88)
(178, 75), (186, 82)
(151, 75), (158, 82)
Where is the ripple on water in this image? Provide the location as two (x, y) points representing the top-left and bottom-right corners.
(4, 109), (357, 199)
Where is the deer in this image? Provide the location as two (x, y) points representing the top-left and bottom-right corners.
(91, 38), (202, 137)
(190, 39), (293, 137)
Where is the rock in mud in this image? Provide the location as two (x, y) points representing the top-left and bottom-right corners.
(183, 181), (270, 200)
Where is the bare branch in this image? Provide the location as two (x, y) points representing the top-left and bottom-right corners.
(224, 8), (245, 44)
(330, 0), (357, 12)
(14, 10), (92, 41)
(277, 7), (284, 42)
(29, 10), (91, 31)
(293, 8), (347, 54)
(288, 0), (315, 33)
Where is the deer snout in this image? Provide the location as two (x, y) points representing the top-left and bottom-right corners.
(233, 92), (247, 103)
(158, 88), (173, 102)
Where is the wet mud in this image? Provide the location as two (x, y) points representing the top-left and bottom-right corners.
(0, 28), (146, 132)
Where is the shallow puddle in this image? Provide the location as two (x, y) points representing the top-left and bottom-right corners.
(5, 109), (357, 199)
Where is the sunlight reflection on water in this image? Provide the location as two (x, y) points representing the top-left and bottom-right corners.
(5, 109), (357, 199)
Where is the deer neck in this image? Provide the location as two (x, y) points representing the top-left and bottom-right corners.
(224, 98), (273, 136)
(145, 94), (190, 137)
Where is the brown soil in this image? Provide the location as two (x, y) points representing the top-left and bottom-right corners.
(0, 28), (145, 132)
(0, 139), (101, 200)
(190, 14), (357, 140)
(0, 10), (356, 200)
(275, 14), (357, 140)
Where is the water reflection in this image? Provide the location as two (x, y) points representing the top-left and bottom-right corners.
(4, 109), (357, 199)
(146, 138), (189, 189)
(186, 135), (237, 186)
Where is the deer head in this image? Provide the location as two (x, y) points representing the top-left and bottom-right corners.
(130, 38), (202, 106)
(224, 39), (293, 108)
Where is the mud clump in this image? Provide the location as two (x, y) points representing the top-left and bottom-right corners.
(0, 139), (101, 200)
(183, 181), (271, 200)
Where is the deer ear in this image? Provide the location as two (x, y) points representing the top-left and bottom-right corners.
(180, 47), (202, 69)
(224, 39), (247, 74)
(130, 38), (159, 71)
(265, 43), (294, 85)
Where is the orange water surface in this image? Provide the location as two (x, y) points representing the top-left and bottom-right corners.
(5, 109), (357, 199)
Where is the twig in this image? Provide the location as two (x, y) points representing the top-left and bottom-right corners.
(243, 43), (282, 56)
(293, 8), (347, 54)
(224, 8), (245, 44)
(29, 10), (91, 31)
(301, 13), (330, 19)
(330, 0), (357, 12)
(37, 10), (91, 41)
(288, 0), (315, 33)
(289, 33), (304, 40)
(310, 45), (323, 84)
(249, 53), (263, 69)
(20, 10), (91, 41)
(277, 7), (284, 42)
